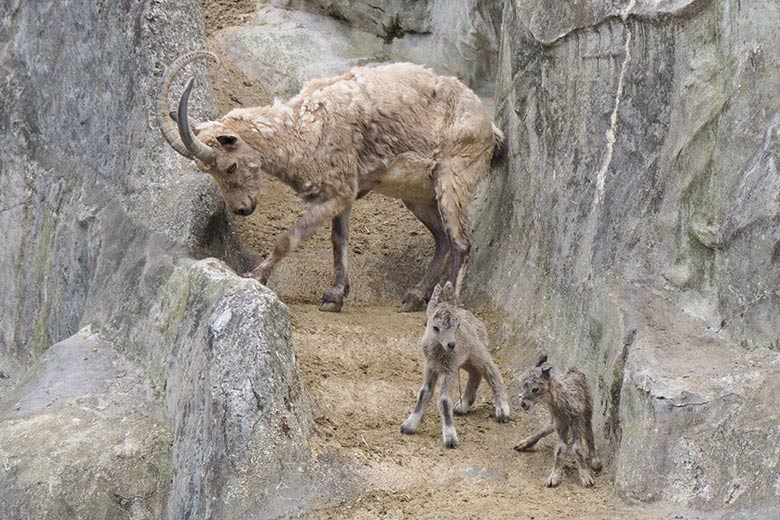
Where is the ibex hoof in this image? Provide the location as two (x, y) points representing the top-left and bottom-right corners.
(400, 292), (425, 312)
(546, 474), (561, 487)
(319, 300), (343, 313)
(513, 440), (535, 452)
(580, 472), (594, 487)
(400, 419), (418, 435)
(453, 402), (469, 416)
(443, 434), (459, 449)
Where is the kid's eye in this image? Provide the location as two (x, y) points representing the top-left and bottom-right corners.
(433, 326), (440, 332)
(227, 163), (237, 174)
(532, 387), (539, 394)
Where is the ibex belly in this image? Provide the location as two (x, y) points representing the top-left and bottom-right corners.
(372, 152), (436, 201)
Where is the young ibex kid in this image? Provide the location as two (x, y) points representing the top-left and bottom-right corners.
(514, 355), (602, 487)
(401, 282), (510, 448)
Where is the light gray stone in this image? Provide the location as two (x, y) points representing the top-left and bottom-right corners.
(0, 329), (169, 519)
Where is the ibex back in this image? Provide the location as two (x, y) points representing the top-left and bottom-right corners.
(157, 52), (504, 312)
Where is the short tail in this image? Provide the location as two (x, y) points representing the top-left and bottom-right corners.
(491, 122), (506, 167)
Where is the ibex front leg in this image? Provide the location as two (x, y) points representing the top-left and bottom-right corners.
(438, 372), (459, 448)
(320, 207), (351, 312)
(246, 197), (352, 285)
(401, 364), (438, 435)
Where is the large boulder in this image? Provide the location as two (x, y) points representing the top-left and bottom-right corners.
(467, 0), (780, 516)
(212, 4), (386, 99)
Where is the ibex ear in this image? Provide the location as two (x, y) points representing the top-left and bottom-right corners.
(441, 281), (456, 303)
(427, 284), (442, 314)
(540, 363), (552, 379)
(535, 354), (549, 367)
(216, 134), (239, 148)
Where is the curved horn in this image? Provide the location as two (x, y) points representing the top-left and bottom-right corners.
(177, 77), (216, 163)
(155, 50), (220, 158)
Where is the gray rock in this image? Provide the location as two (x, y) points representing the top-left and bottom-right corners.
(0, 329), (169, 519)
(156, 259), (316, 519)
(467, 0), (780, 516)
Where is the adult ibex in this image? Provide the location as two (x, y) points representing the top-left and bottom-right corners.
(157, 51), (504, 312)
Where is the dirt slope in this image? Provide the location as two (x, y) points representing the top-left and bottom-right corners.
(200, 2), (681, 518)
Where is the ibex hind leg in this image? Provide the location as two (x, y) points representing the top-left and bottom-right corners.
(483, 358), (510, 422)
(583, 410), (603, 472)
(400, 200), (450, 312)
(454, 365), (481, 416)
(433, 154), (488, 298)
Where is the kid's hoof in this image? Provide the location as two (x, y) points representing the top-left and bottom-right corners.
(579, 472), (594, 487)
(442, 426), (459, 448)
(400, 419), (418, 435)
(546, 474), (561, 487)
(590, 458), (603, 473)
(513, 440), (534, 452)
(453, 402), (469, 416)
(495, 403), (510, 422)
(319, 300), (343, 313)
(400, 292), (425, 312)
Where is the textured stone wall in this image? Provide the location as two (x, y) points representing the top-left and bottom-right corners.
(468, 0), (780, 515)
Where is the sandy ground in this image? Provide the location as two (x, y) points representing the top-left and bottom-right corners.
(200, 2), (680, 518)
(291, 305), (674, 520)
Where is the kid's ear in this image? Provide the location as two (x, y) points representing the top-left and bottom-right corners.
(441, 281), (455, 303)
(535, 354), (549, 367)
(427, 284), (442, 314)
(540, 363), (552, 379)
(216, 134), (239, 147)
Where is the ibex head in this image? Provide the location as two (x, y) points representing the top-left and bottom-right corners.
(517, 354), (551, 412)
(156, 51), (262, 216)
(425, 282), (460, 351)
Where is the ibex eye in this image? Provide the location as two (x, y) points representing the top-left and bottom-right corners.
(532, 387), (539, 394)
(226, 163), (237, 174)
(433, 326), (440, 332)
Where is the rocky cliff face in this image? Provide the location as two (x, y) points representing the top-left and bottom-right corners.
(2, 0), (779, 517)
(468, 0), (780, 515)
(0, 1), (317, 518)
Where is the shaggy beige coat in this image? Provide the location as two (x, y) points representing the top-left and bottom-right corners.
(157, 52), (504, 312)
